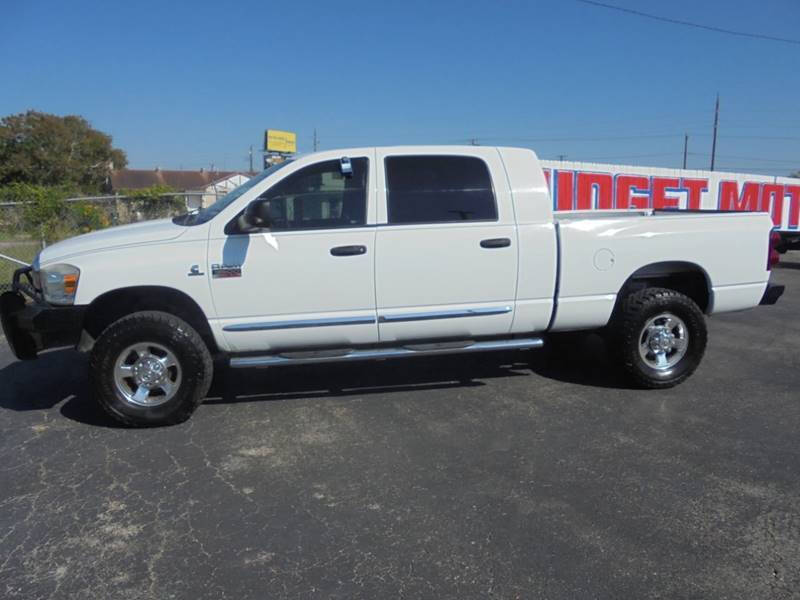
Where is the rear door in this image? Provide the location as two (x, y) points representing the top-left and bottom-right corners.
(374, 149), (518, 342)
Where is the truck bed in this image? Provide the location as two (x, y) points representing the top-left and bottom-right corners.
(549, 208), (773, 331)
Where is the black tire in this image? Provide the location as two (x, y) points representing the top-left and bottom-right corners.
(610, 287), (707, 389)
(90, 311), (213, 427)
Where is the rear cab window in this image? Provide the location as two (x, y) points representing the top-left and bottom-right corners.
(384, 155), (497, 224)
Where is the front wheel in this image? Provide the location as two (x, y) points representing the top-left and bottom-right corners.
(90, 311), (213, 426)
(611, 287), (707, 388)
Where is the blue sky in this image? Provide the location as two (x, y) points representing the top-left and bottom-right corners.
(1, 0), (798, 174)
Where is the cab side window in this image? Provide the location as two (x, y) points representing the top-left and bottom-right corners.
(257, 158), (368, 230)
(385, 155), (497, 224)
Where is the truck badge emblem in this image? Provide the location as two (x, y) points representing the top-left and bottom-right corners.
(188, 265), (204, 276)
(211, 264), (242, 278)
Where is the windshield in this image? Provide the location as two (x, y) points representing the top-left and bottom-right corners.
(174, 159), (294, 226)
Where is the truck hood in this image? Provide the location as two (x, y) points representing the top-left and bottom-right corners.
(38, 218), (188, 265)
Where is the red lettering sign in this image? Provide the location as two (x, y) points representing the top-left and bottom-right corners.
(681, 178), (708, 210)
(555, 170), (574, 211)
(652, 177), (681, 209)
(760, 184), (784, 226)
(719, 181), (760, 212)
(576, 172), (613, 210)
(545, 169), (799, 232)
(786, 185), (800, 229)
(615, 175), (649, 209)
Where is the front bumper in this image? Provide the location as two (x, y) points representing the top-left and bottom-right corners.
(1, 266), (86, 360)
(760, 283), (785, 306)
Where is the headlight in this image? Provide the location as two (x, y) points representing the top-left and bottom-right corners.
(40, 264), (80, 305)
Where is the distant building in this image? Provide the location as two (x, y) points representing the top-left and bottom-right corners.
(109, 169), (255, 209)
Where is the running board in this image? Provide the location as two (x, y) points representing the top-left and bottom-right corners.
(229, 337), (544, 369)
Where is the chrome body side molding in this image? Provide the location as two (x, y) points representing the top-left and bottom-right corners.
(378, 305), (512, 323)
(223, 315), (376, 332)
(223, 306), (512, 332)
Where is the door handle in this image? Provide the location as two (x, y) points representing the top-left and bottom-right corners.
(480, 238), (511, 249)
(330, 245), (367, 256)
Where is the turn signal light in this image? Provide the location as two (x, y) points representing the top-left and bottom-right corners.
(63, 274), (79, 295)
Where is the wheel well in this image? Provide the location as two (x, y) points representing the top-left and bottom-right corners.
(618, 262), (711, 313)
(83, 286), (218, 353)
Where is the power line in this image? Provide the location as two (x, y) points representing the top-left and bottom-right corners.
(561, 152), (677, 160)
(471, 133), (800, 144)
(714, 166), (797, 173)
(718, 135), (800, 140)
(316, 126), (800, 145)
(689, 153), (799, 164)
(477, 134), (683, 142)
(575, 0), (800, 45)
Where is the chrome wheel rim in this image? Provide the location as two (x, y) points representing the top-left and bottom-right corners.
(638, 312), (689, 371)
(113, 342), (182, 407)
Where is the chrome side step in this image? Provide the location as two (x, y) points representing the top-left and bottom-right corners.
(229, 337), (544, 369)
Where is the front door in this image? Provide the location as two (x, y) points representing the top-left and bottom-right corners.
(374, 150), (518, 342)
(207, 154), (378, 353)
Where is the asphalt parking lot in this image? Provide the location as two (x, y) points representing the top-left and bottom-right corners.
(1, 258), (799, 600)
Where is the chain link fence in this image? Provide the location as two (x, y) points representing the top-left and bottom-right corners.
(0, 192), (216, 293)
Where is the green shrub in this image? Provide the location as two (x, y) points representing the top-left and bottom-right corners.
(0, 183), (77, 243)
(0, 183), (183, 245)
(120, 185), (184, 220)
(69, 201), (110, 233)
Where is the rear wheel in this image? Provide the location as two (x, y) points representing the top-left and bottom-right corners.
(611, 287), (707, 388)
(90, 311), (213, 426)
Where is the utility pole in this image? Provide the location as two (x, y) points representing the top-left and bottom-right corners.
(682, 134), (688, 169)
(248, 145), (253, 172)
(313, 128), (318, 152)
(469, 138), (478, 146)
(557, 154), (567, 161)
(710, 94), (720, 171)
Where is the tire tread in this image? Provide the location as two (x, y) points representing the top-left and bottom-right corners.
(90, 310), (213, 427)
(611, 287), (707, 389)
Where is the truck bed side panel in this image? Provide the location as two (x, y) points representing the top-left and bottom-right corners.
(552, 212), (773, 331)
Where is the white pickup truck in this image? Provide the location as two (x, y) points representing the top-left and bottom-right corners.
(1, 146), (784, 426)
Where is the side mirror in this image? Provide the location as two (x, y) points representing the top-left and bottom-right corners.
(237, 200), (272, 232)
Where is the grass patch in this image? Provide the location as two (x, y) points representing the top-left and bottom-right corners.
(0, 242), (40, 289)
(0, 230), (36, 243)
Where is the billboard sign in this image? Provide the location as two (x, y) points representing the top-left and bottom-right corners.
(540, 160), (800, 233)
(264, 129), (297, 154)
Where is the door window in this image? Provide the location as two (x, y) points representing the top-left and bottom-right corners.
(385, 155), (497, 224)
(256, 158), (368, 230)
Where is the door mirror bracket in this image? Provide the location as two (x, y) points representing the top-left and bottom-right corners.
(340, 156), (353, 177)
